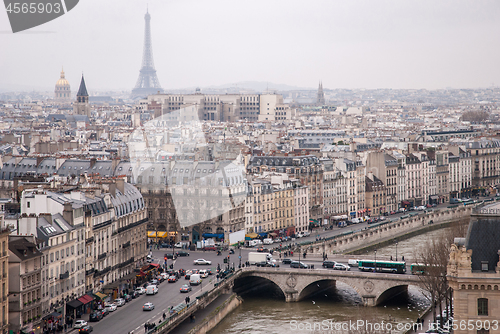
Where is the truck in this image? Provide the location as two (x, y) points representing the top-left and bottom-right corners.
(248, 252), (273, 265)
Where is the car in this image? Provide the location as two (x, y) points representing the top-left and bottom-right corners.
(282, 258), (292, 264)
(180, 284), (192, 293)
(256, 261), (269, 267)
(143, 302), (155, 311)
(100, 308), (109, 317)
(160, 242), (172, 248)
(176, 251), (190, 257)
(207, 268), (213, 275)
(290, 261), (309, 269)
(194, 259), (212, 265)
(131, 291), (139, 299)
(165, 253), (176, 260)
(178, 268), (186, 276)
(185, 270), (193, 279)
(256, 247), (269, 253)
(104, 303), (117, 312)
(135, 287), (146, 294)
(199, 269), (209, 278)
(123, 294), (132, 302)
(74, 320), (88, 329)
(146, 258), (153, 263)
(333, 263), (350, 271)
(202, 246), (217, 251)
(79, 325), (93, 334)
(417, 205), (426, 211)
(398, 208), (406, 212)
(114, 298), (125, 307)
(322, 260), (336, 268)
(426, 203), (433, 208)
(89, 312), (103, 322)
(150, 279), (159, 285)
(168, 275), (178, 283)
(390, 211), (396, 215)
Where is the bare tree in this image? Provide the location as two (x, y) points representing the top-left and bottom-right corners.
(413, 219), (469, 323)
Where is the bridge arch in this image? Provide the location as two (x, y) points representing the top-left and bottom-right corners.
(233, 272), (286, 300)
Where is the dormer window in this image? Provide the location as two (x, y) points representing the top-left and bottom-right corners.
(481, 261), (489, 272)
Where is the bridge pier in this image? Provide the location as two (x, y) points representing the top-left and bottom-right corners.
(361, 295), (376, 306)
(284, 289), (299, 302)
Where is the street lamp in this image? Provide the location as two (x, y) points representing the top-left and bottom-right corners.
(298, 245), (301, 269)
(374, 249), (377, 273)
(238, 242), (242, 268)
(395, 242), (398, 261)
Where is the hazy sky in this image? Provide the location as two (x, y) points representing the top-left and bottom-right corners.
(1, 0), (500, 92)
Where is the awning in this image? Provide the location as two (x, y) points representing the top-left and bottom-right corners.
(66, 299), (83, 309)
(350, 212), (356, 216)
(202, 233), (224, 239)
(43, 312), (62, 320)
(94, 292), (107, 300)
(77, 294), (94, 305)
(245, 233), (258, 240)
(430, 195), (439, 200)
(258, 232), (267, 237)
(147, 231), (168, 238)
(268, 233), (277, 237)
(402, 201), (410, 205)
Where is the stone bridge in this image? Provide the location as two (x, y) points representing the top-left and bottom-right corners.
(231, 267), (421, 306)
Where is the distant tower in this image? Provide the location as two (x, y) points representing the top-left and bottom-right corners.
(132, 9), (163, 98)
(317, 81), (325, 105)
(73, 75), (91, 118)
(55, 68), (71, 102)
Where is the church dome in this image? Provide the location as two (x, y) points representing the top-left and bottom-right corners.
(56, 70), (70, 87)
(55, 68), (71, 101)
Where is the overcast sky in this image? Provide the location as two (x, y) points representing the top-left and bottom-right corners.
(1, 0), (500, 92)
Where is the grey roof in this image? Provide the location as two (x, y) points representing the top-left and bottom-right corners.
(37, 158), (57, 175)
(465, 217), (500, 272)
(57, 159), (91, 177)
(88, 160), (113, 177)
(110, 182), (144, 218)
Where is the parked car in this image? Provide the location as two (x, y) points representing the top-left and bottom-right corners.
(290, 261), (309, 269)
(202, 246), (217, 251)
(89, 312), (103, 322)
(104, 303), (117, 312)
(143, 302), (155, 311)
(79, 325), (93, 334)
(194, 259), (211, 265)
(123, 294), (132, 302)
(282, 258), (292, 264)
(114, 298), (125, 307)
(100, 308), (109, 317)
(135, 287), (146, 295)
(168, 275), (178, 283)
(333, 263), (350, 271)
(74, 320), (88, 329)
(176, 251), (190, 257)
(322, 260), (336, 268)
(417, 205), (426, 211)
(180, 284), (192, 293)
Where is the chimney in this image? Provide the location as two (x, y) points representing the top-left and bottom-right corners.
(39, 213), (52, 224)
(90, 158), (97, 168)
(109, 181), (116, 197)
(116, 178), (125, 194)
(63, 202), (74, 226)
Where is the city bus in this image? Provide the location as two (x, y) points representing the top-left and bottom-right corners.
(358, 260), (406, 274)
(410, 263), (427, 275)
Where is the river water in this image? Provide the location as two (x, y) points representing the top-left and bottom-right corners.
(210, 227), (454, 334)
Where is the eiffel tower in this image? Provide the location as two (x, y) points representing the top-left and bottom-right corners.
(132, 9), (163, 98)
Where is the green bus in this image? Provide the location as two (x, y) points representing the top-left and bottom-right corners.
(358, 260), (406, 274)
(410, 263), (426, 275)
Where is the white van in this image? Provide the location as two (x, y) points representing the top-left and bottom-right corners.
(348, 259), (359, 267)
(263, 238), (273, 245)
(190, 274), (202, 286)
(146, 285), (158, 295)
(199, 269), (208, 278)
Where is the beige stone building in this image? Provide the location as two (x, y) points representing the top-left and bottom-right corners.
(447, 213), (500, 334)
(0, 230), (9, 334)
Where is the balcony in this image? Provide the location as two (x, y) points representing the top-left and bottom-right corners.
(86, 268), (95, 276)
(98, 252), (107, 260)
(59, 271), (69, 280)
(86, 236), (94, 244)
(122, 241), (131, 249)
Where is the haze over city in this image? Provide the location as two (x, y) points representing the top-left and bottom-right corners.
(2, 0), (500, 92)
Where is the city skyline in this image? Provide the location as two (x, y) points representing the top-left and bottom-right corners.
(1, 0), (500, 92)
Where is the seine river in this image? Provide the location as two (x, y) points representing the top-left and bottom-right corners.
(210, 228), (453, 334)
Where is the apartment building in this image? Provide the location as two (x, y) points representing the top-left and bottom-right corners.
(365, 174), (386, 216)
(8, 236), (43, 334)
(0, 230), (8, 334)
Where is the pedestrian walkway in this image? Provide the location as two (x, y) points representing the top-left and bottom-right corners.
(168, 293), (233, 334)
(406, 300), (448, 334)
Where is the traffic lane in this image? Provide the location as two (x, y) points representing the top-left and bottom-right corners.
(90, 277), (211, 333)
